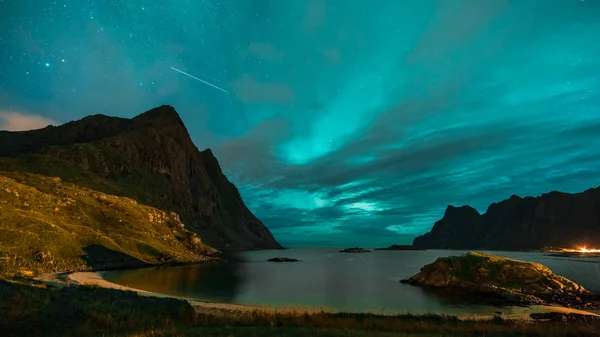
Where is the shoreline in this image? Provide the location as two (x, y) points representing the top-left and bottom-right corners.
(46, 271), (328, 316)
(39, 271), (600, 321)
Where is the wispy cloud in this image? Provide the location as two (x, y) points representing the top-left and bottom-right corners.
(0, 111), (57, 131)
(231, 75), (296, 105)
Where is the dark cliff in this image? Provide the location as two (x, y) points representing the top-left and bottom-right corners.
(0, 105), (282, 250)
(413, 189), (600, 250)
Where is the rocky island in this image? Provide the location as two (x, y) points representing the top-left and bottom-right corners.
(401, 252), (600, 310)
(374, 245), (425, 251)
(339, 247), (371, 253)
(267, 257), (301, 262)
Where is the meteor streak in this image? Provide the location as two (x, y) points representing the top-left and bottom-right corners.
(170, 66), (228, 94)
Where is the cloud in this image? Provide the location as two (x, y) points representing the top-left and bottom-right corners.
(0, 111), (57, 131)
(214, 69), (499, 244)
(407, 0), (509, 63)
(246, 43), (286, 61)
(231, 75), (296, 104)
(322, 48), (341, 65)
(216, 75), (474, 188)
(217, 74), (600, 246)
(302, 0), (327, 32)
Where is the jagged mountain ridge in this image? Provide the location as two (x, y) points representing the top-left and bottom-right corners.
(413, 188), (600, 250)
(0, 105), (282, 249)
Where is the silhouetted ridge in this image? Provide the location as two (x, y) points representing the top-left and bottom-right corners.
(413, 187), (600, 250)
(132, 105), (185, 127)
(0, 114), (134, 156)
(0, 106), (187, 157)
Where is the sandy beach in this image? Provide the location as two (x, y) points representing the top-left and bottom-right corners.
(36, 271), (600, 321)
(52, 272), (327, 316)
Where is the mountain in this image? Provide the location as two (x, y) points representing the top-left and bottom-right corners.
(413, 189), (600, 250)
(0, 105), (282, 250)
(0, 171), (216, 276)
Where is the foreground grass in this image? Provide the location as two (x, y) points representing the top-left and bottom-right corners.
(0, 171), (215, 276)
(1, 279), (600, 337)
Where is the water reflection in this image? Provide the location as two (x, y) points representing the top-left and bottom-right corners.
(103, 255), (245, 302)
(102, 249), (600, 314)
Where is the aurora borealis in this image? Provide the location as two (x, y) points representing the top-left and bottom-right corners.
(1, 0), (599, 247)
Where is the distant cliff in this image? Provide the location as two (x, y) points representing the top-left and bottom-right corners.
(413, 189), (600, 250)
(0, 105), (282, 250)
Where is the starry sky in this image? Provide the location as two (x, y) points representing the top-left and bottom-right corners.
(1, 0), (600, 247)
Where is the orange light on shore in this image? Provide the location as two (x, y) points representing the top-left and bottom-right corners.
(578, 246), (600, 253)
(558, 246), (600, 253)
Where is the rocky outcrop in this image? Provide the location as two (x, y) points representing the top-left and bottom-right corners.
(374, 245), (425, 251)
(0, 105), (282, 250)
(339, 247), (370, 253)
(267, 257), (301, 262)
(400, 252), (600, 309)
(413, 189), (600, 250)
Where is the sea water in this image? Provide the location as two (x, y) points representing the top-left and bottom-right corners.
(102, 248), (600, 315)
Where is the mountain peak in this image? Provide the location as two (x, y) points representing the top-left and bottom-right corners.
(133, 105), (184, 127)
(0, 105), (282, 250)
(444, 205), (479, 216)
(0, 105), (188, 157)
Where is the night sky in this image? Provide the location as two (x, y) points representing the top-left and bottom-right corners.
(1, 1), (599, 247)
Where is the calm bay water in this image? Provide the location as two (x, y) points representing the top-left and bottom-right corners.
(102, 249), (600, 315)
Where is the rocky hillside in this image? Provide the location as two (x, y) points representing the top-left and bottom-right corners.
(0, 105), (282, 250)
(413, 189), (600, 250)
(401, 252), (600, 309)
(0, 171), (217, 276)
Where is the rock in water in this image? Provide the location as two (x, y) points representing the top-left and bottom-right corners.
(0, 105), (282, 250)
(339, 247), (370, 253)
(400, 252), (600, 309)
(374, 245), (425, 251)
(267, 257), (301, 262)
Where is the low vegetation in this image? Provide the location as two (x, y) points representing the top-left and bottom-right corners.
(0, 278), (194, 336)
(1, 278), (600, 337)
(0, 171), (215, 277)
(449, 252), (578, 289)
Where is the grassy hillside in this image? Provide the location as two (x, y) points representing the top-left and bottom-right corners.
(0, 171), (216, 277)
